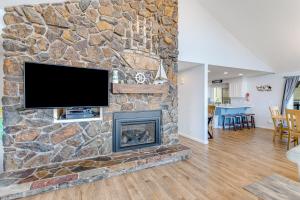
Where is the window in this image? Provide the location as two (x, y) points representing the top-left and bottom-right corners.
(293, 82), (300, 110)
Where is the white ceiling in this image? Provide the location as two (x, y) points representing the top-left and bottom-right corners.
(198, 0), (300, 73)
(178, 62), (271, 81)
(208, 65), (271, 81)
(178, 61), (203, 72)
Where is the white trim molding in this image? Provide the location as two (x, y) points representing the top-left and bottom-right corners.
(203, 63), (209, 142)
(179, 132), (209, 144)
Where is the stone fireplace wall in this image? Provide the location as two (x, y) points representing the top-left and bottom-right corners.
(1, 0), (178, 171)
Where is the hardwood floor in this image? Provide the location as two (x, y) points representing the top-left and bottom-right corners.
(24, 128), (298, 200)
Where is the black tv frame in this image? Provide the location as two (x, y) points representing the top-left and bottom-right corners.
(24, 62), (110, 109)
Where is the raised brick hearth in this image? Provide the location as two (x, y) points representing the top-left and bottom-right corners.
(0, 144), (190, 200)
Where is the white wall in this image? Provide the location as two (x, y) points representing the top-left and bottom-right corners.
(178, 0), (273, 72)
(246, 74), (285, 129)
(177, 0), (274, 143)
(178, 65), (208, 144)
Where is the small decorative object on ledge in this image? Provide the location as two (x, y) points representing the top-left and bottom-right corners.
(256, 85), (272, 92)
(112, 69), (119, 84)
(154, 60), (168, 85)
(135, 72), (146, 84)
(245, 92), (250, 101)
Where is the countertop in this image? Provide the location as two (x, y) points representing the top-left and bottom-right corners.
(215, 105), (252, 109)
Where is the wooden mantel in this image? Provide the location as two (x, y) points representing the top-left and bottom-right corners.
(111, 83), (169, 94)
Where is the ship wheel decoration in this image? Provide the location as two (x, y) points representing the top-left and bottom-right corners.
(135, 72), (146, 84)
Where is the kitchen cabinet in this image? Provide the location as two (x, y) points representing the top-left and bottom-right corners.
(229, 78), (248, 98)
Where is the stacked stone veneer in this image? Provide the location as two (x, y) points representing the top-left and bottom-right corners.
(1, 0), (178, 172)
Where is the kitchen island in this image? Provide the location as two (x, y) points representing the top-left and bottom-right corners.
(214, 105), (252, 128)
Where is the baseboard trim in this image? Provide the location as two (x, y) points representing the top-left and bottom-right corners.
(179, 133), (209, 144)
(255, 126), (274, 131)
(214, 126), (274, 131)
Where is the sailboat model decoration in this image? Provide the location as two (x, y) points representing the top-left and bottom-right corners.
(154, 60), (168, 85)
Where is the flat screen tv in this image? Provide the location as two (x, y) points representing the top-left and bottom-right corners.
(24, 62), (109, 108)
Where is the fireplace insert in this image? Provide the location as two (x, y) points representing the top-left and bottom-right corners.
(113, 110), (162, 152)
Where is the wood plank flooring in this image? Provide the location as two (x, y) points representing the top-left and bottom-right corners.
(23, 128), (298, 200)
(245, 174), (300, 200)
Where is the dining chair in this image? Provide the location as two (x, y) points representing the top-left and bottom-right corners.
(208, 105), (216, 137)
(208, 105), (216, 116)
(269, 106), (281, 116)
(286, 109), (300, 150)
(269, 106), (288, 142)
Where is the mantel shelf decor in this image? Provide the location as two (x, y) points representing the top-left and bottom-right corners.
(154, 60), (168, 85)
(112, 83), (169, 94)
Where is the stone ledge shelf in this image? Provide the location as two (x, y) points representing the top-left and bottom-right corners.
(0, 144), (191, 200)
(111, 84), (169, 94)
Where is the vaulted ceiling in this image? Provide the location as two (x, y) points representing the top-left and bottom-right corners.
(198, 0), (300, 73)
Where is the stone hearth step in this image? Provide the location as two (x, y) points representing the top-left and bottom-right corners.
(0, 144), (191, 200)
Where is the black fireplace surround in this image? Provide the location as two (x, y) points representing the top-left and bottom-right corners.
(113, 110), (162, 152)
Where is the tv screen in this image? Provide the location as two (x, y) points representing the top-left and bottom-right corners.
(24, 62), (109, 108)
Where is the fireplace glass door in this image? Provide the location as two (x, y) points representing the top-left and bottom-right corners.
(113, 110), (161, 152)
(120, 121), (156, 148)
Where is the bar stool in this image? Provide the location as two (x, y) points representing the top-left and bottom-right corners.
(248, 113), (256, 128)
(234, 114), (243, 130)
(243, 113), (256, 128)
(241, 113), (250, 129)
(222, 114), (236, 130)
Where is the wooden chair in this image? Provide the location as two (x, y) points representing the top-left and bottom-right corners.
(286, 109), (300, 150)
(269, 106), (288, 141)
(270, 106), (281, 116)
(208, 105), (216, 137)
(208, 105), (216, 117)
